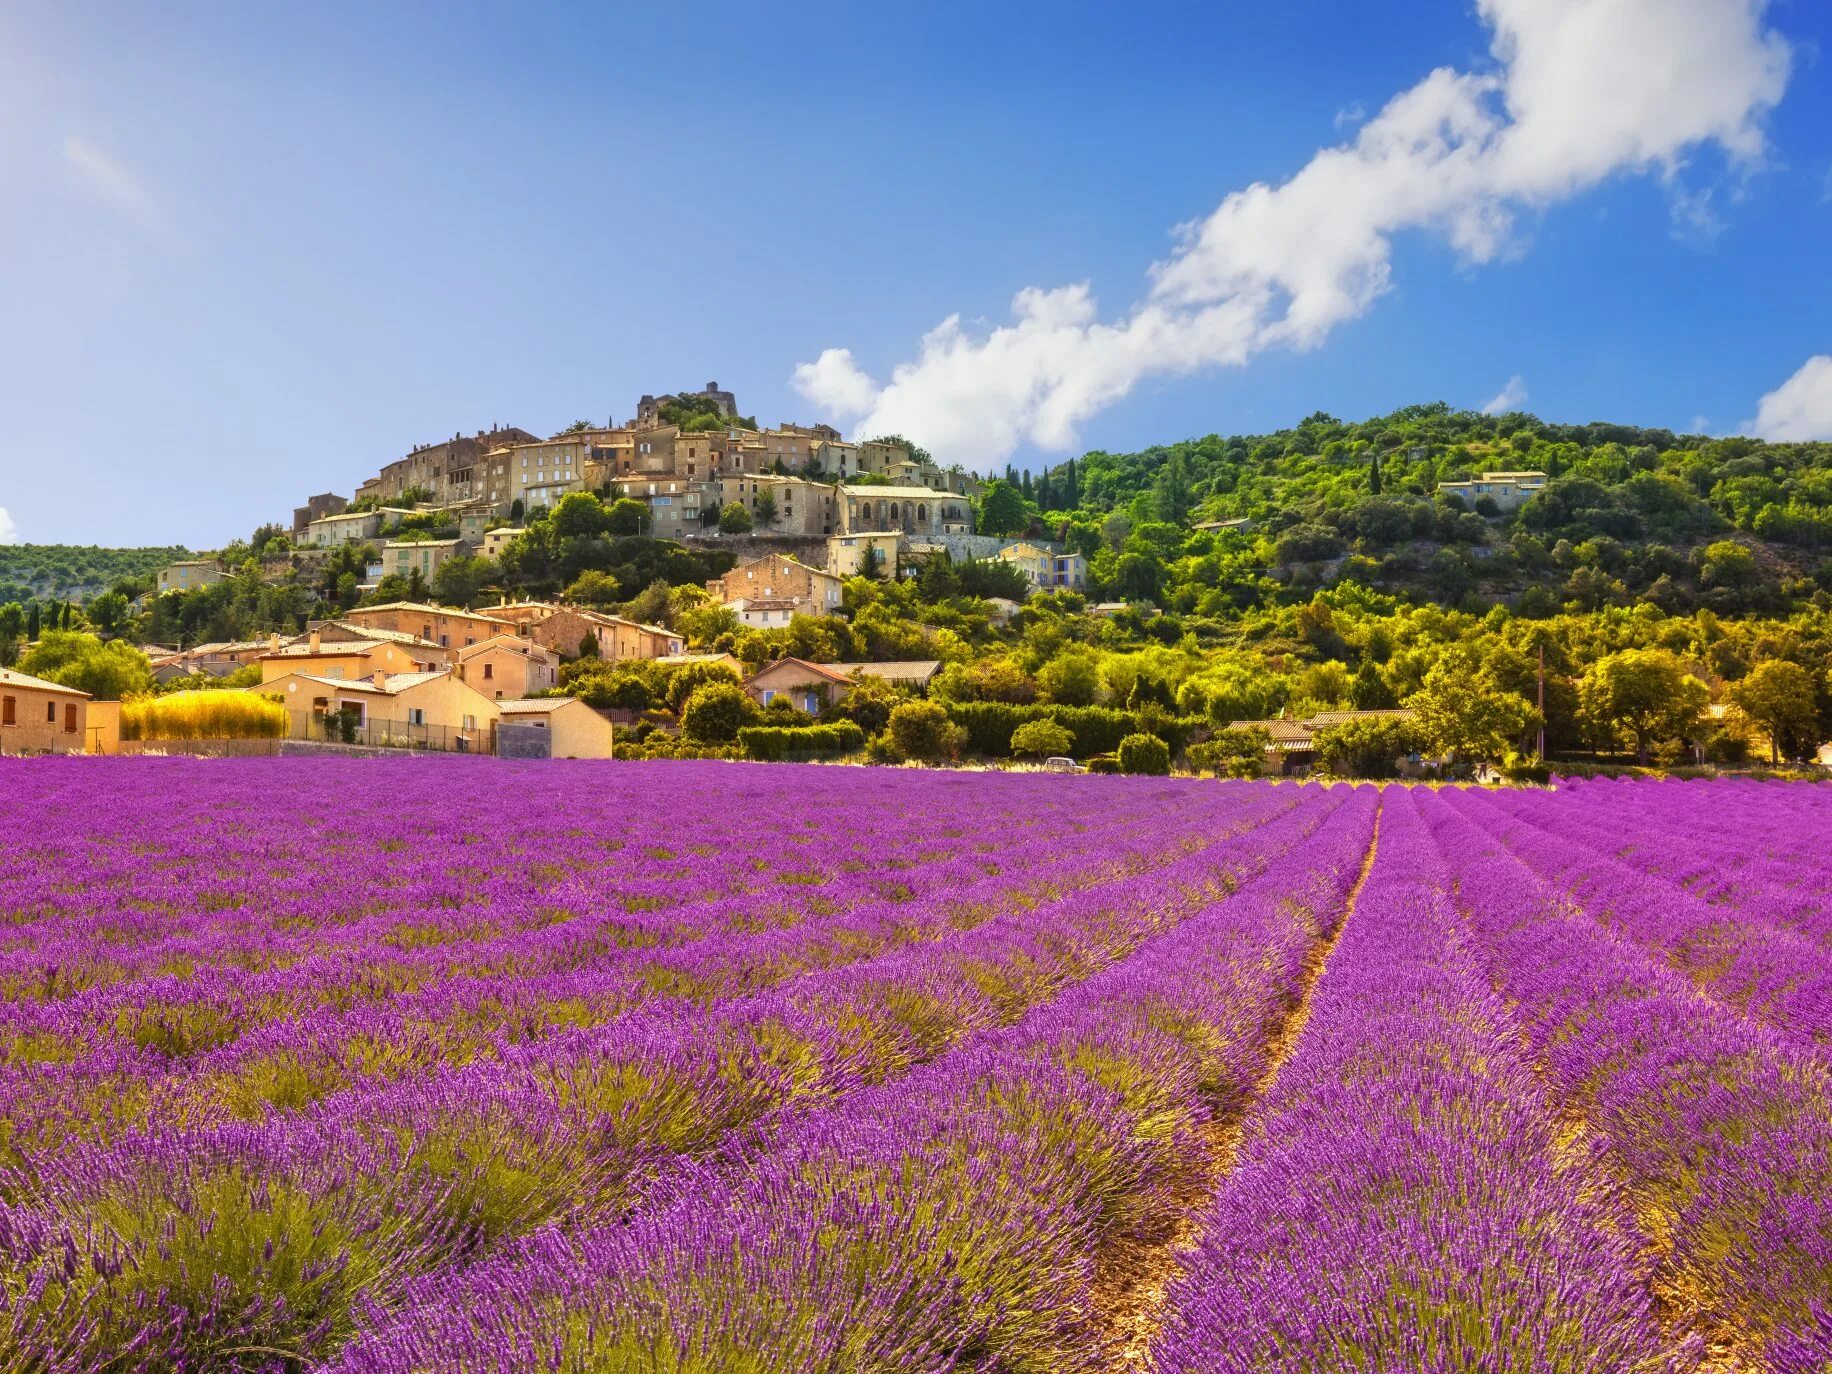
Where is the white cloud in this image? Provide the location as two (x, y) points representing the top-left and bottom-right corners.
(63, 135), (167, 233)
(1746, 355), (1832, 441)
(0, 507), (17, 545)
(790, 348), (880, 419)
(796, 0), (1793, 468)
(1481, 375), (1528, 414)
(1334, 101), (1367, 132)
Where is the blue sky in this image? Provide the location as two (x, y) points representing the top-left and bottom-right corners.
(1, 0), (1828, 548)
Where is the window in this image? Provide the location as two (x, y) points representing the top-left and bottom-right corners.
(47, 701), (57, 723)
(64, 704), (77, 734)
(1, 696), (13, 726)
(483, 662), (494, 680)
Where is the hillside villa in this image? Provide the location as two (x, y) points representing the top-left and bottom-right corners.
(1435, 471), (1548, 512)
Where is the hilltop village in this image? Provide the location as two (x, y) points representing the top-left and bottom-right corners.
(4, 395), (1831, 778)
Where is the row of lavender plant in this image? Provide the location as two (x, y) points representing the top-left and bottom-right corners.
(1150, 789), (1682, 1372)
(1417, 789), (1832, 1370)
(324, 790), (1381, 1373)
(1487, 780), (1832, 943)
(0, 758), (1140, 1007)
(0, 781), (1341, 1369)
(1439, 785), (1832, 1050)
(0, 763), (1258, 1158)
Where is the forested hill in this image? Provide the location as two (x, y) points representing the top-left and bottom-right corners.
(0, 544), (191, 604)
(1017, 402), (1832, 616)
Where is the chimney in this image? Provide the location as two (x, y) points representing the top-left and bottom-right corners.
(268, 632), (280, 650)
(372, 671), (388, 689)
(309, 630), (321, 654)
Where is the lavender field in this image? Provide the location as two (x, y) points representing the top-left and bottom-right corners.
(1, 760), (1829, 1373)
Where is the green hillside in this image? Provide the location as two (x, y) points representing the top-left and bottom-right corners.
(0, 544), (191, 604)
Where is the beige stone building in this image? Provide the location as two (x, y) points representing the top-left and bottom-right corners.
(341, 602), (518, 649)
(715, 474), (838, 536)
(383, 538), (473, 583)
(607, 475), (712, 540)
(497, 697), (616, 759)
(479, 526), (525, 559)
(157, 561), (228, 595)
(836, 485), (970, 537)
(257, 627), (451, 682)
(997, 542), (1088, 591)
(260, 668), (500, 749)
(487, 602), (683, 660)
(302, 508), (414, 548)
(1436, 471), (1548, 512)
(456, 635), (559, 700)
(827, 531), (902, 578)
(0, 667), (90, 754)
(709, 553), (845, 618)
(373, 426), (538, 505)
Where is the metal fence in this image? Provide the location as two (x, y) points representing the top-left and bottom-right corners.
(286, 709), (492, 754)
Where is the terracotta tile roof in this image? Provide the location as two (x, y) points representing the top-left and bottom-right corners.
(0, 667), (91, 697)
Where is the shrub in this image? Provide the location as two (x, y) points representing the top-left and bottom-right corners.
(1186, 728), (1270, 779)
(1085, 754), (1121, 774)
(1117, 733), (1170, 776)
(738, 722), (867, 762)
(945, 702), (1198, 760)
(885, 701), (966, 763)
(121, 691), (287, 741)
(680, 682), (760, 744)
(1010, 719), (1074, 759)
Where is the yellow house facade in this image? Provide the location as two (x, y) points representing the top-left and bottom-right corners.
(497, 697), (616, 759)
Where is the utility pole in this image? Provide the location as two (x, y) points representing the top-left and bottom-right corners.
(1536, 642), (1547, 761)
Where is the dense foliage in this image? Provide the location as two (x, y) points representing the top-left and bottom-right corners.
(0, 542), (188, 603)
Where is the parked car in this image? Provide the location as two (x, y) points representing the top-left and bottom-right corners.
(1042, 756), (1085, 774)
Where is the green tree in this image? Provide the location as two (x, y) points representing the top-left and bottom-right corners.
(1037, 652), (1102, 706)
(681, 681), (760, 744)
(16, 630), (154, 700)
(718, 502), (754, 535)
(1576, 648), (1708, 763)
(552, 493), (611, 540)
(1117, 732), (1171, 775)
(1010, 719), (1073, 759)
(825, 674), (906, 736)
(431, 555), (495, 608)
(86, 590), (133, 639)
(754, 493), (778, 527)
(663, 660), (741, 713)
(606, 499), (649, 538)
(885, 700), (965, 763)
(564, 570), (623, 608)
(976, 480), (1029, 537)
(1726, 659), (1818, 764)
(1407, 663), (1535, 764)
(1314, 715), (1425, 778)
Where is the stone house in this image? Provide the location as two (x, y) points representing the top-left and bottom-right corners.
(156, 561), (228, 595)
(709, 553), (844, 618)
(0, 667), (89, 754)
(340, 602), (519, 650)
(496, 697), (616, 759)
(456, 635), (560, 699)
(259, 668), (499, 749)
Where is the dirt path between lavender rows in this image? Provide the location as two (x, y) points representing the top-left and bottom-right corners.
(1100, 798), (1385, 1367)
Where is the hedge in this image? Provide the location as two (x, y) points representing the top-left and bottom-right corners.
(944, 702), (1201, 759)
(738, 721), (868, 762)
